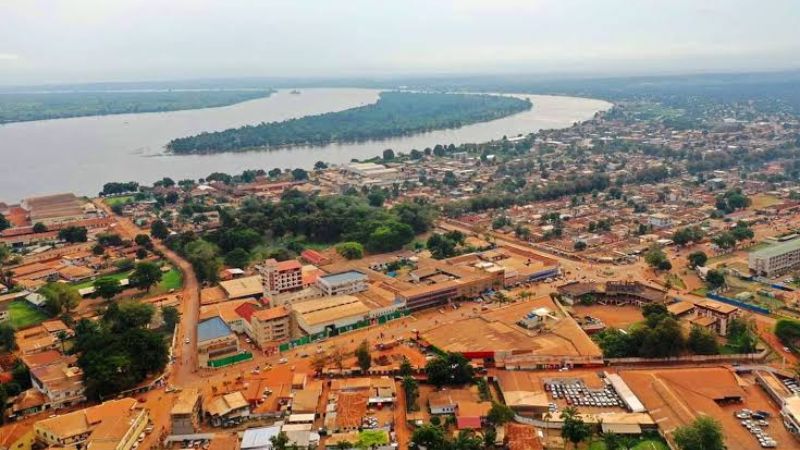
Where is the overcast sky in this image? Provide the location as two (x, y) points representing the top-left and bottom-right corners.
(1, 0), (799, 85)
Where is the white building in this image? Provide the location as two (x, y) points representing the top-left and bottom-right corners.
(749, 239), (800, 277)
(316, 271), (368, 296)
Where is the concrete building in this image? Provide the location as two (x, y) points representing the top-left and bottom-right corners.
(292, 295), (370, 335)
(694, 300), (740, 336)
(781, 395), (800, 440)
(749, 239), (800, 277)
(258, 259), (303, 295)
(238, 304), (291, 349)
(197, 316), (240, 366)
(171, 389), (202, 435)
(219, 275), (264, 300)
(34, 398), (149, 449)
(316, 271), (368, 296)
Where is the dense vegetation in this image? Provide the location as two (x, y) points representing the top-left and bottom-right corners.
(164, 190), (436, 282)
(167, 92), (532, 153)
(72, 302), (168, 400)
(0, 89), (273, 123)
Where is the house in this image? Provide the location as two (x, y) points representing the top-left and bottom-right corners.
(429, 391), (457, 415)
(205, 392), (250, 427)
(240, 425), (281, 450)
(316, 271), (368, 296)
(694, 300), (740, 336)
(219, 275), (264, 300)
(34, 398), (149, 449)
(171, 388), (202, 435)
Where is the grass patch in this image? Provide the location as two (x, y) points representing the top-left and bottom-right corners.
(8, 300), (49, 329)
(589, 439), (668, 450)
(749, 194), (782, 210)
(665, 273), (686, 290)
(691, 287), (709, 297)
(746, 241), (773, 253)
(71, 270), (133, 290)
(104, 195), (134, 207)
(152, 268), (183, 294)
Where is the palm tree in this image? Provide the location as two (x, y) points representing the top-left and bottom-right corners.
(56, 330), (69, 353)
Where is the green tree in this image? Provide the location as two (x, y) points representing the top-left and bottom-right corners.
(0, 213), (9, 231)
(32, 222), (47, 233)
(224, 248), (250, 269)
(399, 356), (413, 377)
(94, 277), (122, 300)
(0, 323), (15, 350)
(425, 352), (474, 388)
(775, 319), (800, 347)
(382, 148), (395, 161)
(134, 234), (152, 248)
(185, 240), (222, 282)
(40, 283), (80, 316)
(336, 242), (364, 260)
(487, 402), (515, 425)
(644, 245), (667, 269)
(161, 306), (180, 331)
(367, 191), (385, 207)
(58, 226), (88, 243)
(688, 326), (720, 355)
(150, 219), (169, 240)
(269, 431), (291, 450)
(355, 340), (372, 373)
(410, 424), (447, 450)
(291, 168), (308, 181)
(573, 241), (587, 251)
(673, 416), (725, 450)
(129, 261), (163, 292)
(706, 269), (726, 289)
(687, 251), (708, 268)
(560, 406), (591, 449)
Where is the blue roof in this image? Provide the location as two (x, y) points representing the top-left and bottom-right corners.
(197, 316), (233, 342)
(241, 425), (281, 449)
(320, 270), (366, 285)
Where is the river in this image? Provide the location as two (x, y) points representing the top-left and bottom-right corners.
(0, 88), (611, 201)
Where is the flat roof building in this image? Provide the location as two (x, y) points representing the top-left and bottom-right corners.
(749, 239), (800, 277)
(292, 295), (370, 335)
(316, 270), (368, 296)
(219, 275), (264, 299)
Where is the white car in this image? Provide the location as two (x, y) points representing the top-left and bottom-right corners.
(184, 338), (190, 344)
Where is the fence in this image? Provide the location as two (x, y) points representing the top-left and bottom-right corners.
(706, 292), (771, 315)
(208, 351), (253, 368)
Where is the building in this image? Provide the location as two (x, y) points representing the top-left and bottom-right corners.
(781, 395), (800, 439)
(648, 213), (673, 228)
(197, 316), (240, 366)
(22, 193), (91, 226)
(28, 354), (85, 410)
(557, 281), (667, 307)
(239, 305), (291, 349)
(316, 271), (368, 296)
(171, 388), (202, 435)
(205, 392), (250, 427)
(292, 295), (371, 335)
(34, 398), (149, 449)
(258, 259), (303, 295)
(219, 275), (264, 300)
(749, 239), (800, 277)
(694, 300), (740, 336)
(240, 425), (282, 450)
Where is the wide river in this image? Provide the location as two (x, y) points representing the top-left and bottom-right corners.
(0, 88), (611, 201)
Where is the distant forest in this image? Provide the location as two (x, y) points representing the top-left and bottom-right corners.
(0, 89), (274, 123)
(167, 91), (532, 154)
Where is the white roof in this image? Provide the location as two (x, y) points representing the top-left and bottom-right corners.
(287, 413), (315, 423)
(606, 373), (646, 413)
(241, 425), (281, 449)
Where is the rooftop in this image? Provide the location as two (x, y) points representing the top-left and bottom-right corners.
(750, 238), (800, 259)
(218, 275), (263, 299)
(197, 316), (234, 342)
(318, 270), (367, 286)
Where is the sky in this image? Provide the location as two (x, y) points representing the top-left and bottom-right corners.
(1, 0), (799, 86)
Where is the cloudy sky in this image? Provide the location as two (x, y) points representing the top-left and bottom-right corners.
(1, 0), (799, 85)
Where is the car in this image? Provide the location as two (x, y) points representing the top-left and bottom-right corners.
(755, 410), (772, 418)
(184, 337), (190, 344)
(245, 338), (252, 343)
(279, 357), (288, 364)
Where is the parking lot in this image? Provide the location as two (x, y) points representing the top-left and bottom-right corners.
(734, 408), (778, 448)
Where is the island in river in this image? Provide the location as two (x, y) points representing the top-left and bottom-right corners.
(167, 92), (532, 154)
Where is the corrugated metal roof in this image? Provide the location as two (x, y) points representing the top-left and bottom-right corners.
(197, 316), (232, 342)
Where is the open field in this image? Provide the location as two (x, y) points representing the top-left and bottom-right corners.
(8, 300), (48, 329)
(749, 194), (782, 210)
(155, 267), (183, 293)
(71, 269), (133, 290)
(572, 304), (644, 329)
(103, 195), (134, 207)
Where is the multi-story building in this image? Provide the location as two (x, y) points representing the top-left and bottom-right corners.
(749, 239), (800, 277)
(694, 300), (740, 336)
(258, 259), (303, 295)
(170, 388), (202, 435)
(782, 395), (800, 440)
(316, 271), (368, 296)
(237, 304), (291, 349)
(34, 398), (149, 449)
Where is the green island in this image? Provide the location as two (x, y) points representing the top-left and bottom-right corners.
(0, 89), (274, 123)
(167, 91), (532, 154)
